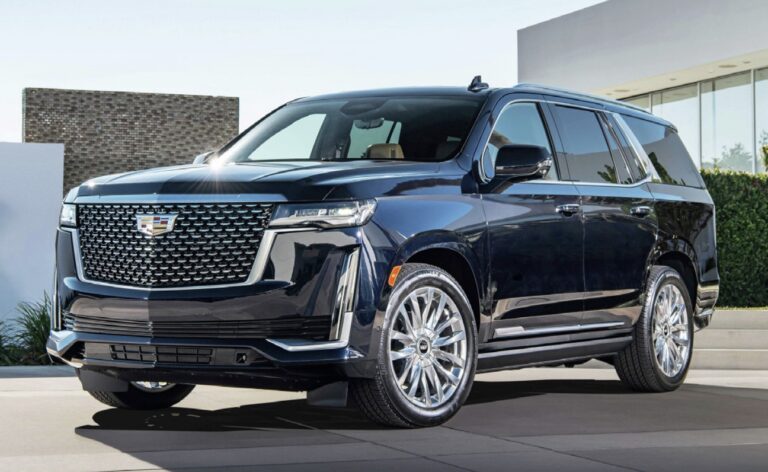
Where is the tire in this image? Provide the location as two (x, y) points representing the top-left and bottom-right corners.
(350, 263), (478, 428)
(87, 382), (195, 410)
(615, 265), (694, 392)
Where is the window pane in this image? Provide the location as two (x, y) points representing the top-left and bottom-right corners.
(347, 119), (399, 158)
(649, 85), (700, 167)
(555, 106), (617, 184)
(624, 115), (703, 188)
(756, 68), (768, 173)
(623, 95), (650, 111)
(223, 97), (483, 163)
(485, 102), (556, 180)
(247, 114), (326, 160)
(600, 116), (632, 184)
(701, 72), (754, 172)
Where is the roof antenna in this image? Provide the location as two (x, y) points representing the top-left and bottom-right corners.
(468, 75), (489, 92)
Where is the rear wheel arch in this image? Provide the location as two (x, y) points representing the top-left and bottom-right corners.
(654, 249), (698, 303)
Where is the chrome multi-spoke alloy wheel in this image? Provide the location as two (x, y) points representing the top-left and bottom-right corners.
(651, 284), (690, 378)
(387, 285), (468, 409)
(131, 381), (176, 393)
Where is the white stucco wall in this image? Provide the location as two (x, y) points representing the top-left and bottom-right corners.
(0, 142), (64, 321)
(518, 0), (768, 97)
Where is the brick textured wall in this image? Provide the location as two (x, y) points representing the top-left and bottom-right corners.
(23, 88), (239, 192)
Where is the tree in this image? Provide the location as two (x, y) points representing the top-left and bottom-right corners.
(711, 143), (753, 172)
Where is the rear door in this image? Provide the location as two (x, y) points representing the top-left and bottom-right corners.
(548, 102), (657, 328)
(480, 95), (584, 339)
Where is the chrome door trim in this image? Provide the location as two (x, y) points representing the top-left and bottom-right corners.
(475, 97), (658, 188)
(493, 321), (626, 340)
(63, 226), (314, 292)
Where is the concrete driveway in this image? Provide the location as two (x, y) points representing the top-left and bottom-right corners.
(2, 366), (768, 472)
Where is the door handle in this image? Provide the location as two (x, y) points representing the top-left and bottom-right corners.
(630, 205), (652, 217)
(555, 204), (580, 216)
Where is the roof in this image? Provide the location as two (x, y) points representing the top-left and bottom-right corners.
(294, 86), (494, 102)
(292, 83), (673, 128)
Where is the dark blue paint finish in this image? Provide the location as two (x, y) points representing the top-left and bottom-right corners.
(50, 84), (720, 390)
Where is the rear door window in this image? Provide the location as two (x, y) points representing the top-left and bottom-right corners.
(553, 106), (618, 184)
(623, 115), (704, 188)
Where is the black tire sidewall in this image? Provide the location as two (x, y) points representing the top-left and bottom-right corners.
(642, 268), (694, 389)
(377, 263), (477, 426)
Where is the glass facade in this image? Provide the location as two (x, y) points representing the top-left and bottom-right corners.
(622, 67), (768, 173)
(756, 69), (768, 173)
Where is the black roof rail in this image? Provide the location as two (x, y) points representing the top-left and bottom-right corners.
(514, 83), (650, 114)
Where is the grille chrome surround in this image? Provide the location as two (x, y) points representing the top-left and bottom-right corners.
(76, 203), (274, 289)
(64, 313), (332, 340)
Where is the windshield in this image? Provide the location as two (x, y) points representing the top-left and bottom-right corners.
(219, 96), (484, 163)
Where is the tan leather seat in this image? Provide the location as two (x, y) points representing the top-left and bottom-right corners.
(365, 143), (404, 160)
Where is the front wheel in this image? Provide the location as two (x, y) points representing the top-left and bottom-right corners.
(87, 381), (195, 409)
(615, 265), (694, 392)
(351, 263), (478, 428)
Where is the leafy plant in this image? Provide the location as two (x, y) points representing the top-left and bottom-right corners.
(13, 294), (53, 365)
(701, 169), (768, 306)
(0, 321), (15, 365)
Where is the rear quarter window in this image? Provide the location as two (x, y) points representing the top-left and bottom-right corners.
(623, 115), (704, 188)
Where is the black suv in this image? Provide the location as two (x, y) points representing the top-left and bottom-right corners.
(49, 79), (719, 427)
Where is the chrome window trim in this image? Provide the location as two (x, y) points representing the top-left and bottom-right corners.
(610, 112), (661, 181)
(63, 226), (314, 292)
(477, 98), (659, 188)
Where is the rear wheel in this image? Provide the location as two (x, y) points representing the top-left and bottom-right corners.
(351, 263), (477, 428)
(88, 381), (195, 409)
(615, 265), (694, 392)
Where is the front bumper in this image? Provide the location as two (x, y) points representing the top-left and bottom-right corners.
(50, 220), (390, 389)
(47, 329), (371, 390)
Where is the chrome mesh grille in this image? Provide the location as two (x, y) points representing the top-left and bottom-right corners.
(77, 203), (273, 288)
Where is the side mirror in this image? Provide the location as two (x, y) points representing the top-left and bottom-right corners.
(495, 144), (553, 180)
(193, 151), (215, 165)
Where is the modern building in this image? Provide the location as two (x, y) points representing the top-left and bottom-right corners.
(518, 0), (768, 173)
(23, 88), (239, 192)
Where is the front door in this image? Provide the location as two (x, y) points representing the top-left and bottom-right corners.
(480, 98), (584, 340)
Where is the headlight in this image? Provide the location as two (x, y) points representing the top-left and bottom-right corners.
(270, 199), (376, 229)
(60, 203), (77, 227)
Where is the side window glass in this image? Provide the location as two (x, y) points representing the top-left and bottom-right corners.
(554, 106), (617, 184)
(247, 114), (326, 161)
(623, 115), (704, 188)
(607, 115), (647, 181)
(484, 102), (556, 180)
(598, 115), (632, 184)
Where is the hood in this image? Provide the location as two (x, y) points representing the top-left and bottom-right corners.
(72, 160), (454, 202)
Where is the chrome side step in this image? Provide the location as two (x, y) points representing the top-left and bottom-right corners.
(493, 321), (626, 340)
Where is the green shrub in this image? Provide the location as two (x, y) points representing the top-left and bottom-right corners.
(701, 169), (768, 307)
(0, 321), (14, 365)
(12, 294), (53, 365)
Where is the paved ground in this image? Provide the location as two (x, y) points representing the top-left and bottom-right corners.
(2, 366), (768, 472)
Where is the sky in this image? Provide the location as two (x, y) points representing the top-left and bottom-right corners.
(0, 0), (603, 142)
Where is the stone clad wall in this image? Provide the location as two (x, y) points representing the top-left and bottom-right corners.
(23, 88), (239, 192)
